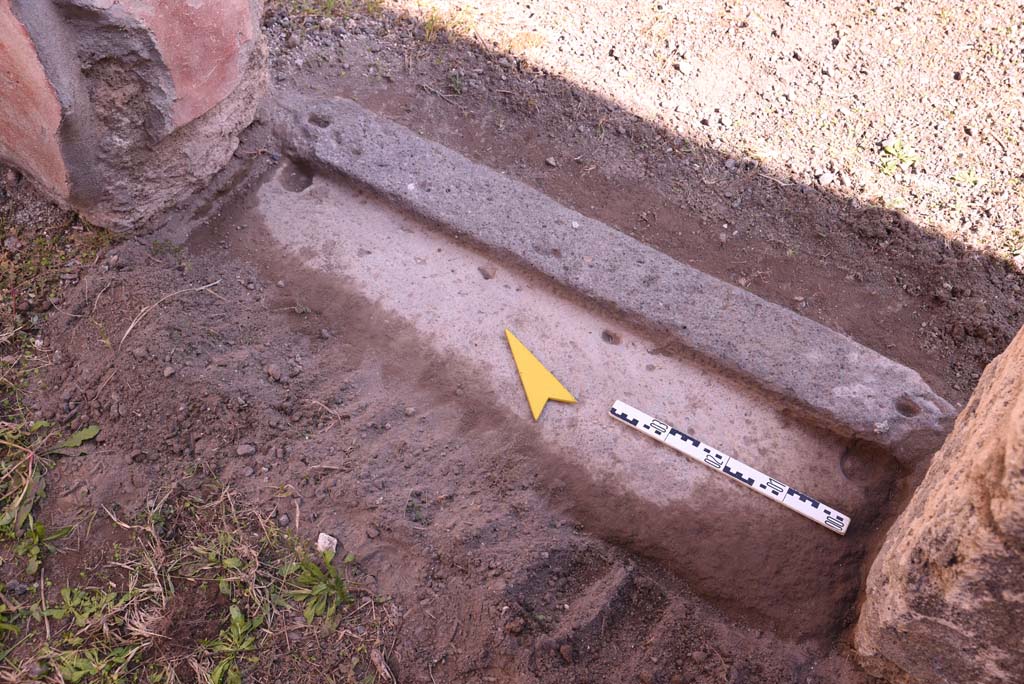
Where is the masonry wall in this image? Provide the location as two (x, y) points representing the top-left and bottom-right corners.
(0, 0), (266, 228)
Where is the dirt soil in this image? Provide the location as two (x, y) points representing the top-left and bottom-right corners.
(21, 193), (868, 682)
(3, 1), (1024, 683)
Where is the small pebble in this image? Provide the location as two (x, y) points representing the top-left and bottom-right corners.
(266, 364), (283, 381)
(236, 443), (256, 457)
(478, 265), (497, 280)
(162, 366), (175, 378)
(316, 533), (338, 554)
(505, 616), (526, 634)
(404, 407), (417, 417)
(559, 644), (573, 664)
(277, 512), (291, 527)
(545, 156), (559, 167)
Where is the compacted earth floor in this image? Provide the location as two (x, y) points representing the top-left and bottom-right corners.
(2, 172), (873, 682)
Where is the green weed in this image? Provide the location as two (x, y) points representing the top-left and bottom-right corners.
(447, 71), (464, 95)
(423, 10), (443, 42)
(878, 137), (919, 175)
(281, 549), (353, 625)
(48, 643), (141, 683)
(0, 600), (20, 647)
(48, 586), (130, 628)
(0, 419), (51, 540)
(14, 518), (72, 575)
(205, 605), (264, 684)
(952, 168), (985, 187)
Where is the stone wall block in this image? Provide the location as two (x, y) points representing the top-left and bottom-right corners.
(855, 324), (1024, 684)
(0, 0), (266, 228)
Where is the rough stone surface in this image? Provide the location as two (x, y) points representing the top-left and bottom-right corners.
(275, 95), (955, 460)
(0, 0), (266, 229)
(855, 324), (1024, 684)
(0, 0), (66, 195)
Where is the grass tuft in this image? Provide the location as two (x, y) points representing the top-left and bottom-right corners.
(0, 485), (393, 682)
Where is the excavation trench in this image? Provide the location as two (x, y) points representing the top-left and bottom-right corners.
(186, 160), (907, 638)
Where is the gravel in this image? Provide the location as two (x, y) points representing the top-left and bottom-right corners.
(274, 0), (1022, 269)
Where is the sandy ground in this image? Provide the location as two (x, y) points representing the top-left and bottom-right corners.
(381, 0), (1023, 263)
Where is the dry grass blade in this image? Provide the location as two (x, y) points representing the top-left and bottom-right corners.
(420, 83), (463, 107)
(0, 324), (24, 348)
(371, 648), (396, 683)
(307, 399), (351, 433)
(118, 280), (221, 349)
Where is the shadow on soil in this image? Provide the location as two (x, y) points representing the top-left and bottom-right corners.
(263, 4), (1023, 408)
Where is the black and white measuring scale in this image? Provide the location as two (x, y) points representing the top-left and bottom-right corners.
(609, 400), (850, 535)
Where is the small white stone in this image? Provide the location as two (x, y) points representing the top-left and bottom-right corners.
(316, 533), (338, 554)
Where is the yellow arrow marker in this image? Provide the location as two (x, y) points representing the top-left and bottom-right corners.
(505, 329), (577, 420)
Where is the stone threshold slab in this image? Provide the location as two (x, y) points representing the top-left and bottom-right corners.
(274, 95), (954, 462)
